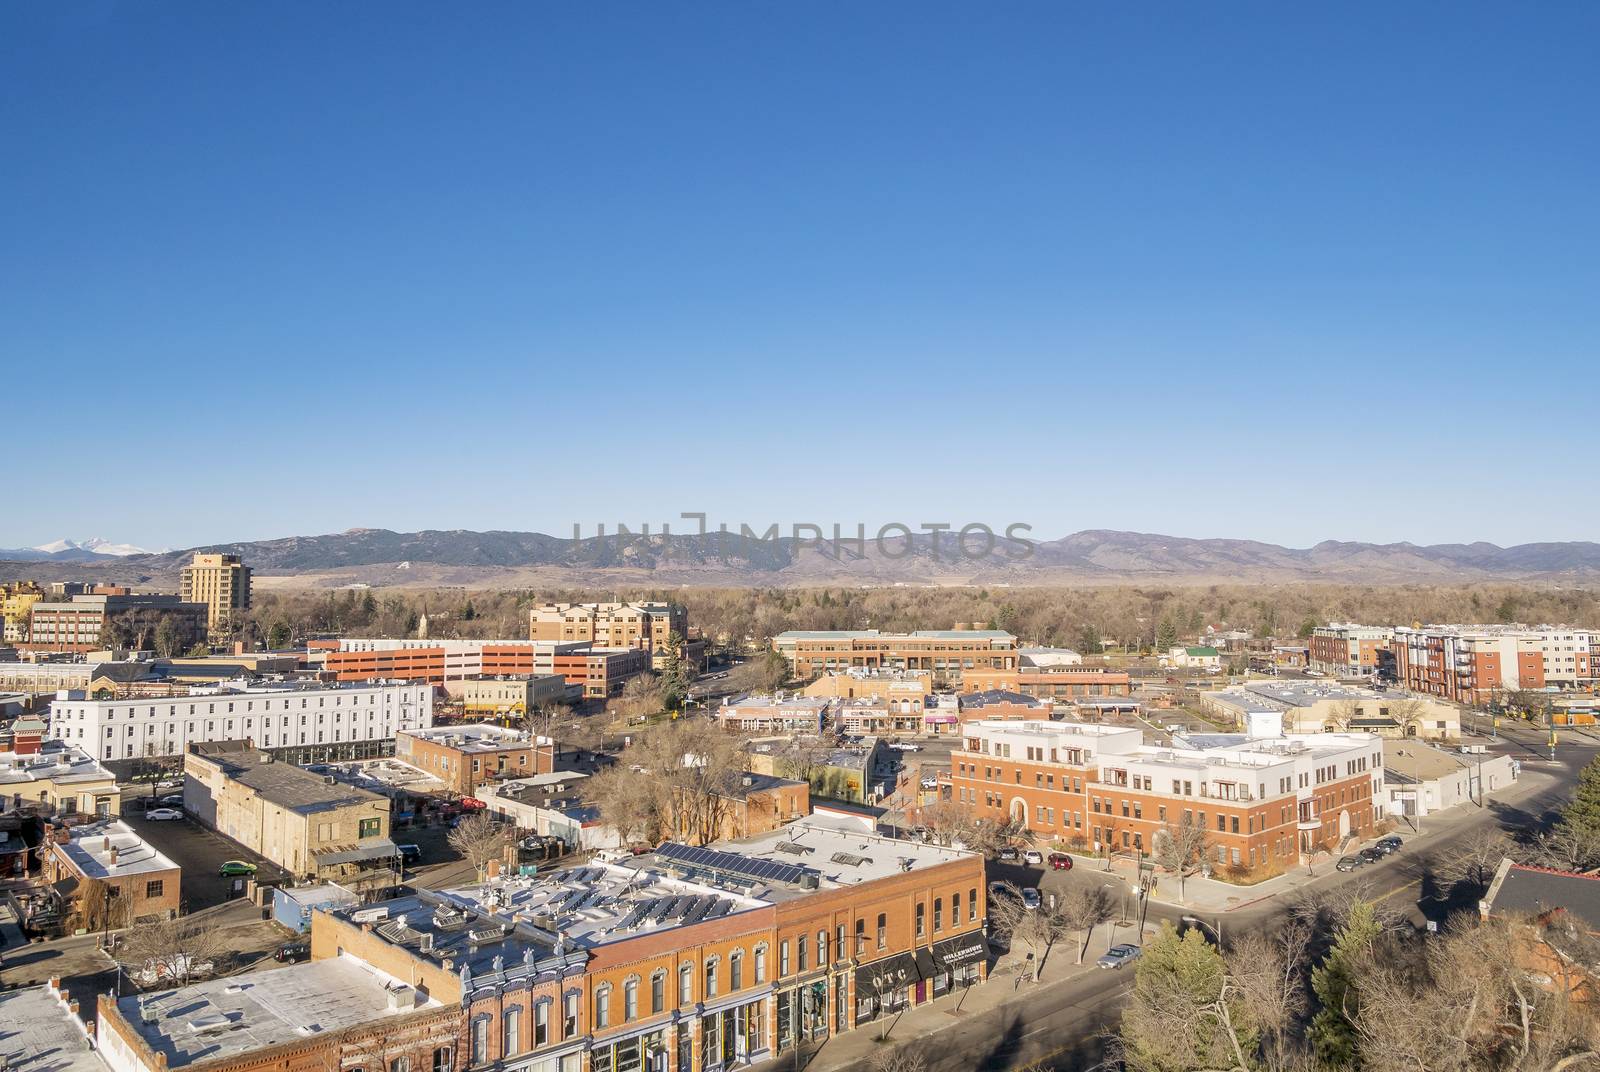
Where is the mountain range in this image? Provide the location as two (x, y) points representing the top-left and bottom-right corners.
(0, 537), (166, 561)
(3, 527), (1600, 588)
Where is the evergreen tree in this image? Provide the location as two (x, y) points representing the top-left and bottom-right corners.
(659, 632), (690, 712)
(1122, 922), (1258, 1072)
(1156, 618), (1178, 653)
(1563, 755), (1600, 834)
(1309, 900), (1380, 1067)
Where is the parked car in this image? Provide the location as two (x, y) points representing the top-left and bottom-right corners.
(274, 941), (310, 963)
(1358, 847), (1385, 864)
(997, 846), (1020, 861)
(134, 954), (214, 986)
(1020, 888), (1042, 910)
(459, 797), (487, 810)
(144, 808), (183, 821)
(158, 795), (183, 807)
(218, 859), (258, 877)
(396, 844), (422, 865)
(1023, 850), (1044, 866)
(1375, 835), (1404, 854)
(1097, 944), (1142, 970)
(988, 880), (1020, 902)
(1335, 856), (1363, 873)
(1048, 852), (1073, 871)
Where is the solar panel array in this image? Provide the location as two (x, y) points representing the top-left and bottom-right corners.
(655, 842), (810, 887)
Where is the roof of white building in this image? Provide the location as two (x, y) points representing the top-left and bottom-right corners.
(0, 984), (104, 1072)
(0, 741), (114, 789)
(401, 723), (539, 753)
(53, 819), (177, 879)
(119, 956), (438, 1068)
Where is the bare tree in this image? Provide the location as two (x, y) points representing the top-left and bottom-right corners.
(1152, 817), (1211, 898)
(1440, 827), (1511, 892)
(447, 813), (508, 879)
(1531, 821), (1600, 874)
(867, 1050), (927, 1072)
(606, 673), (665, 725)
(1224, 922), (1311, 1072)
(1058, 885), (1117, 965)
(585, 720), (753, 847)
(118, 915), (229, 988)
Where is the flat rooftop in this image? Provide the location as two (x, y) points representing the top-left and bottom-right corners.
(1383, 741), (1468, 784)
(193, 746), (385, 815)
(119, 956), (437, 1069)
(722, 695), (830, 710)
(347, 863), (768, 970)
(0, 985), (103, 1072)
(686, 814), (979, 894)
(402, 724), (539, 753)
(0, 742), (114, 788)
(314, 758), (451, 796)
(54, 819), (177, 879)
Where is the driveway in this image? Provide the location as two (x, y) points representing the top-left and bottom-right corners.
(120, 807), (289, 912)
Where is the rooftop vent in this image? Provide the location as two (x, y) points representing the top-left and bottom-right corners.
(775, 842), (813, 856)
(830, 852), (869, 867)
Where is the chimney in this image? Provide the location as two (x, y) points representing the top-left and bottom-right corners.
(419, 933), (434, 953)
(486, 859), (501, 879)
(109, 846), (120, 867)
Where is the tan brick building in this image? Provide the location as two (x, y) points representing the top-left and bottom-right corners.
(180, 552), (253, 636)
(529, 601), (688, 652)
(184, 741), (394, 886)
(772, 629), (1016, 684)
(960, 664), (1133, 700)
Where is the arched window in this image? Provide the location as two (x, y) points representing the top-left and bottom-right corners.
(704, 956), (720, 999)
(753, 943), (768, 984)
(594, 984), (612, 1030)
(730, 949), (744, 991)
(679, 962), (693, 1005)
(651, 970), (667, 1014)
(623, 976), (639, 1022)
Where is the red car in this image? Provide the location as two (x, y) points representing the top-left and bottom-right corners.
(459, 797), (487, 810)
(1048, 853), (1073, 871)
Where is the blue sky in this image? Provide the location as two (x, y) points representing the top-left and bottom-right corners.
(4, 3), (1597, 551)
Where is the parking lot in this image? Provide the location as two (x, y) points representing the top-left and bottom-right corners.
(120, 804), (289, 912)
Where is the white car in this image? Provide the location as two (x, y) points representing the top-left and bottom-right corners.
(145, 808), (183, 821)
(1023, 850), (1044, 866)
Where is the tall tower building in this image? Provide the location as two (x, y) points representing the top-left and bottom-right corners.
(180, 552), (252, 636)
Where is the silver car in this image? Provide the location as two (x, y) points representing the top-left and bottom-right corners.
(1097, 944), (1142, 970)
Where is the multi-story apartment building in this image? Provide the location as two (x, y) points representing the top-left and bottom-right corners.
(772, 629), (1017, 684)
(530, 601), (688, 650)
(1391, 624), (1596, 705)
(959, 664), (1133, 700)
(185, 741), (395, 889)
(395, 724), (557, 797)
(26, 590), (208, 654)
(179, 552), (252, 636)
(952, 719), (1383, 870)
(1309, 624), (1396, 677)
(47, 681), (433, 762)
(0, 659), (151, 699)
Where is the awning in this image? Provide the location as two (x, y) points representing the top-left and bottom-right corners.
(315, 838), (399, 866)
(912, 948), (937, 979)
(931, 931), (989, 969)
(855, 951), (920, 993)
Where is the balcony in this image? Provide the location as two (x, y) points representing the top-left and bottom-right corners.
(1296, 816), (1323, 831)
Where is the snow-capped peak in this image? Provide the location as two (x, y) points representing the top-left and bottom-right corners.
(32, 537), (163, 557)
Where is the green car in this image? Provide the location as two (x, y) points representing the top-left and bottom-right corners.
(219, 860), (258, 877)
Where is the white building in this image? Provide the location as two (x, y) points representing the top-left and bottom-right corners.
(47, 681), (434, 762)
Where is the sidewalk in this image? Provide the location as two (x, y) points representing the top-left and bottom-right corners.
(1071, 763), (1560, 915)
(750, 922), (1154, 1072)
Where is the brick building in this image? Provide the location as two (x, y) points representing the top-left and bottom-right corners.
(1392, 624), (1597, 706)
(42, 818), (181, 925)
(772, 630), (1016, 685)
(959, 664), (1133, 700)
(1309, 624), (1395, 678)
(396, 724), (558, 797)
(529, 601), (688, 652)
(180, 552), (252, 636)
(26, 591), (208, 654)
(952, 719), (1383, 872)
